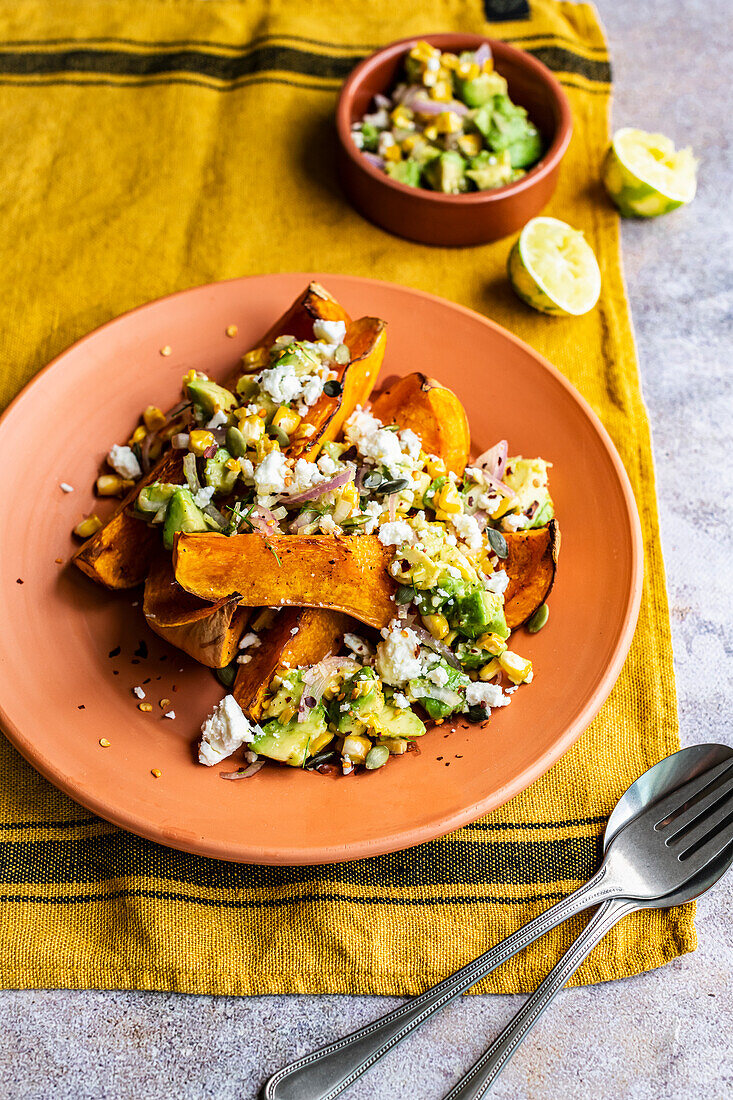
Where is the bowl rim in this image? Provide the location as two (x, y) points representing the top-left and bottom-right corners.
(336, 33), (573, 206)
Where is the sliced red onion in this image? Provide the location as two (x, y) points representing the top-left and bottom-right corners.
(474, 439), (508, 479)
(473, 509), (489, 532)
(165, 399), (191, 420)
(388, 492), (398, 522)
(290, 509), (318, 532)
(412, 625), (462, 669)
(287, 466), (354, 504)
(298, 656), (359, 721)
(400, 87), (469, 117)
(479, 471), (516, 499)
(362, 151), (385, 170)
(202, 443), (218, 459)
(474, 42), (492, 66)
(251, 504), (281, 534)
(220, 760), (266, 780)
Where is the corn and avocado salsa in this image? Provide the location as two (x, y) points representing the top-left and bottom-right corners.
(351, 40), (543, 194)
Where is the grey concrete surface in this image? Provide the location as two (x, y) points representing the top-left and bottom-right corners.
(1, 2), (731, 1098)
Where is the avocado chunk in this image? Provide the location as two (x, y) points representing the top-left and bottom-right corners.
(466, 150), (516, 191)
(473, 95), (540, 168)
(136, 481), (177, 515)
(503, 457), (554, 529)
(385, 159), (422, 188)
(334, 669), (427, 740)
(204, 447), (239, 495)
(455, 69), (507, 109)
(453, 585), (509, 640)
(423, 151), (467, 195)
(162, 487), (209, 550)
(377, 703), (426, 739)
(505, 128), (542, 169)
(409, 660), (471, 720)
(186, 378), (237, 416)
(253, 706), (331, 767)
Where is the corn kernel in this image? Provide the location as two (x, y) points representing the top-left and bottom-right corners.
(342, 734), (371, 765)
(151, 768), (161, 777)
(272, 406), (302, 435)
(143, 405), (166, 432)
(138, 702), (153, 712)
(383, 143), (402, 163)
(436, 483), (462, 514)
(226, 324), (238, 338)
(425, 456), (446, 478)
(423, 124), (439, 142)
(341, 482), (359, 508)
(429, 81), (454, 103)
(188, 429), (216, 455)
(390, 105), (415, 128)
(491, 496), (518, 520)
(421, 613), (450, 641)
(401, 134), (421, 155)
(410, 40), (441, 64)
(159, 345), (172, 357)
(481, 57), (494, 75)
(457, 59), (480, 81)
(225, 457), (240, 472)
(383, 737), (409, 755)
(440, 52), (459, 70)
(242, 347), (268, 370)
(435, 111), (463, 135)
(458, 133), (482, 158)
(73, 513), (103, 538)
(128, 425), (148, 446)
(499, 650), (534, 684)
(479, 658), (502, 681)
(476, 632), (508, 657)
(96, 474), (125, 496)
(278, 704), (297, 725)
(99, 738), (110, 748)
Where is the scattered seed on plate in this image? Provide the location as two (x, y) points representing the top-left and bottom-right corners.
(160, 345), (172, 357)
(151, 769), (162, 778)
(99, 738), (110, 748)
(159, 698), (171, 709)
(55, 558), (63, 565)
(226, 324), (238, 337)
(60, 483), (74, 493)
(108, 646), (121, 658)
(77, 705), (85, 710)
(132, 686), (145, 699)
(138, 702), (152, 712)
(16, 579), (23, 585)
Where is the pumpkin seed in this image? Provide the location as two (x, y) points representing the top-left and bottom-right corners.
(395, 584), (415, 604)
(486, 527), (508, 559)
(215, 661), (238, 688)
(527, 604), (549, 633)
(377, 477), (409, 496)
(365, 744), (390, 770)
(267, 424), (290, 447)
(226, 426), (248, 457)
(363, 470), (383, 490)
(323, 379), (343, 397)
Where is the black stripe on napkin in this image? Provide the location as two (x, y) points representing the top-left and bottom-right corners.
(483, 0), (530, 22)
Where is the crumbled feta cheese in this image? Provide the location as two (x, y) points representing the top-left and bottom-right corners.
(465, 682), (510, 709)
(344, 408), (415, 479)
(427, 665), (449, 688)
(206, 409), (229, 430)
(260, 360), (301, 405)
(132, 686), (145, 699)
(198, 694), (255, 766)
(503, 513), (529, 532)
(288, 458), (324, 495)
(299, 375), (326, 408)
(238, 632), (261, 650)
(238, 458), (255, 482)
(107, 444), (141, 480)
(399, 429), (421, 458)
(378, 520), (415, 547)
(362, 500), (382, 534)
(237, 655), (252, 664)
(290, 627), (299, 635)
(484, 569), (509, 595)
(254, 450), (289, 496)
(392, 692), (410, 709)
(318, 454), (339, 477)
(375, 623), (423, 685)
(452, 513), (483, 550)
(445, 565), (461, 577)
(318, 514), (339, 535)
(60, 482), (74, 493)
(344, 633), (371, 657)
(313, 319), (347, 345)
(193, 486), (215, 509)
(163, 710), (176, 720)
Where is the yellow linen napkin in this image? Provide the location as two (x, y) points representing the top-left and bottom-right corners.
(0, 0), (694, 995)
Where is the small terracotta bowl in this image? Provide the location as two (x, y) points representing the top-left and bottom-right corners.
(336, 34), (573, 247)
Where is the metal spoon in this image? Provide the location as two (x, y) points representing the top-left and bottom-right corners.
(263, 744), (733, 1100)
(445, 743), (733, 1098)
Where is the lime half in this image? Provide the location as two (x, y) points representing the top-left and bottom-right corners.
(603, 127), (697, 218)
(508, 217), (601, 317)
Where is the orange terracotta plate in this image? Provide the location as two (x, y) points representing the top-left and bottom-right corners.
(0, 275), (642, 865)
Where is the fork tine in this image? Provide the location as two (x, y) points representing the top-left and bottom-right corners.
(650, 758), (733, 829)
(663, 770), (733, 844)
(677, 815), (733, 871)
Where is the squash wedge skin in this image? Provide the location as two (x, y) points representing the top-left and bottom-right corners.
(503, 520), (560, 630)
(72, 450), (184, 589)
(370, 372), (470, 476)
(72, 282), (352, 591)
(143, 552), (250, 668)
(233, 607), (349, 720)
(173, 534), (398, 630)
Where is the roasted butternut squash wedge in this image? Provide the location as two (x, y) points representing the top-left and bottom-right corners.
(72, 450), (184, 589)
(370, 372), (470, 475)
(233, 607), (349, 720)
(503, 520), (560, 630)
(173, 534), (398, 630)
(143, 552), (250, 668)
(72, 283), (353, 591)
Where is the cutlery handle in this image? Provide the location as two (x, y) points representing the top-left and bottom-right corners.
(442, 896), (639, 1100)
(262, 870), (613, 1100)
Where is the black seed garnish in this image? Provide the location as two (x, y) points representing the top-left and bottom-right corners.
(16, 578), (23, 585)
(112, 670), (119, 676)
(131, 659), (139, 665)
(324, 380), (343, 397)
(108, 646), (121, 658)
(77, 705), (85, 710)
(486, 527), (508, 559)
(134, 639), (148, 659)
(142, 678), (151, 685)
